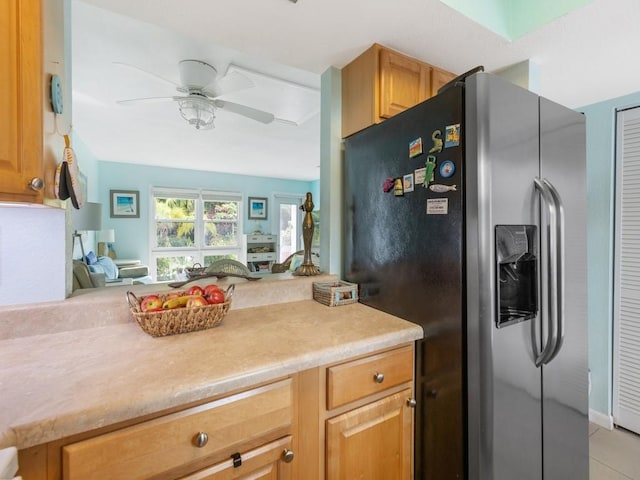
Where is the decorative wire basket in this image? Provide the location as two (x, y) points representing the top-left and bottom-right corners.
(312, 281), (358, 307)
(185, 263), (207, 279)
(126, 285), (234, 337)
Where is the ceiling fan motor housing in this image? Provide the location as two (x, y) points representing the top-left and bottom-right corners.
(178, 59), (218, 90)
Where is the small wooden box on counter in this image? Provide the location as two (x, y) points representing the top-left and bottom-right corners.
(312, 281), (358, 307)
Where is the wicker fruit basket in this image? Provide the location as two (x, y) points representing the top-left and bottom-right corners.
(126, 285), (234, 337)
(312, 281), (358, 307)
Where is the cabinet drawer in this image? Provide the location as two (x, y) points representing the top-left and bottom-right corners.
(327, 346), (413, 409)
(63, 379), (293, 480)
(248, 252), (277, 262)
(248, 235), (276, 243)
(180, 435), (293, 480)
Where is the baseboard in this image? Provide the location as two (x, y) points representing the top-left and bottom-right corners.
(589, 409), (614, 430)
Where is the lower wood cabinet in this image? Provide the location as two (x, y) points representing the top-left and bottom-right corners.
(326, 389), (413, 480)
(180, 436), (293, 480)
(17, 343), (416, 480)
(63, 379), (293, 480)
(323, 346), (415, 480)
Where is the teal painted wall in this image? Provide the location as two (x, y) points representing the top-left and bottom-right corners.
(97, 161), (316, 262)
(581, 90), (640, 417)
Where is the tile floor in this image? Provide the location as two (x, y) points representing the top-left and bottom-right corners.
(590, 423), (640, 479)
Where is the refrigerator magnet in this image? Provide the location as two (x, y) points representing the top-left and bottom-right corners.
(393, 177), (404, 196)
(428, 130), (443, 153)
(439, 160), (456, 178)
(409, 137), (423, 158)
(423, 156), (437, 187)
(403, 173), (415, 192)
(414, 167), (426, 185)
(426, 198), (448, 215)
(429, 184), (457, 193)
(382, 177), (395, 193)
(445, 124), (460, 148)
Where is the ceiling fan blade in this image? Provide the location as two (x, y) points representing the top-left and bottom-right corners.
(203, 70), (254, 98)
(116, 96), (175, 105)
(113, 62), (180, 88)
(214, 100), (275, 124)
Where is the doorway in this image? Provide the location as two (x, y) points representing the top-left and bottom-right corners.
(274, 194), (304, 262)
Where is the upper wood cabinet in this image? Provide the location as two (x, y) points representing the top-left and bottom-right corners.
(0, 0), (44, 203)
(341, 43), (456, 138)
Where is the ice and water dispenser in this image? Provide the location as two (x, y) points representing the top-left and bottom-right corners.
(495, 225), (538, 328)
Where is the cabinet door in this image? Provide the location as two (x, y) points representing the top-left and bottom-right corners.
(180, 436), (293, 480)
(326, 389), (413, 480)
(0, 0), (43, 203)
(379, 49), (431, 119)
(431, 67), (456, 96)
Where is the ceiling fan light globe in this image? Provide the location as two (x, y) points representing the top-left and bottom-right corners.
(178, 97), (215, 130)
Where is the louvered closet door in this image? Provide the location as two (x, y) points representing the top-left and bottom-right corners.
(614, 106), (640, 435)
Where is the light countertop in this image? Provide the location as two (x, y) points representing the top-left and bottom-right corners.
(0, 275), (423, 450)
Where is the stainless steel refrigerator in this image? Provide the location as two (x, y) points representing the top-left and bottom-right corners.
(343, 72), (588, 480)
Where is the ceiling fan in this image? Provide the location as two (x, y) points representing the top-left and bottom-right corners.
(115, 59), (276, 130)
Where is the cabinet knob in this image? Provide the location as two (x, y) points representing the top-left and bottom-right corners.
(282, 449), (295, 463)
(28, 177), (44, 191)
(193, 432), (209, 448)
(407, 398), (417, 408)
(373, 372), (385, 384)
(427, 389), (438, 398)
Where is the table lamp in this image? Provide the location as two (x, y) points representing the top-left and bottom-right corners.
(97, 229), (115, 257)
(72, 202), (102, 263)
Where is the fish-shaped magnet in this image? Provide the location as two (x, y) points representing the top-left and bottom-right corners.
(428, 130), (443, 153)
(429, 184), (457, 193)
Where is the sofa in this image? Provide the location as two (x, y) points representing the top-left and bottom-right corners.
(72, 260), (106, 290)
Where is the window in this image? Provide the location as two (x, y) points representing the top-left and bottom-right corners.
(150, 187), (243, 281)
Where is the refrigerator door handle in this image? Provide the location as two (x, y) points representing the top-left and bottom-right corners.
(533, 177), (559, 367)
(542, 178), (565, 363)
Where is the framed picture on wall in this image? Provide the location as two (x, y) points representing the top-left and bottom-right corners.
(248, 197), (268, 220)
(110, 190), (140, 218)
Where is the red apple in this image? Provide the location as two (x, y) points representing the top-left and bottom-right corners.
(203, 284), (221, 297)
(187, 296), (209, 308)
(207, 290), (226, 305)
(140, 294), (163, 312)
(186, 285), (205, 296)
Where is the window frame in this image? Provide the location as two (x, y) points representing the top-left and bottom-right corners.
(149, 187), (243, 282)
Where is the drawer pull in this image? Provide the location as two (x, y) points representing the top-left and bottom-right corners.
(193, 431), (209, 448)
(282, 449), (295, 463)
(407, 398), (417, 408)
(231, 452), (242, 468)
(373, 372), (385, 384)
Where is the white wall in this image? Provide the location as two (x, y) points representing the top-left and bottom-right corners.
(0, 206), (66, 305)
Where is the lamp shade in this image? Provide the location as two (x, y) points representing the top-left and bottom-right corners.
(97, 229), (115, 243)
(72, 202), (102, 232)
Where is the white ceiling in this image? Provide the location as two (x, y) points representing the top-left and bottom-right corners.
(72, 0), (640, 181)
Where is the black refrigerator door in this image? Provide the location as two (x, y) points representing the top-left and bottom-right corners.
(344, 86), (464, 480)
